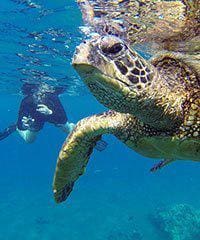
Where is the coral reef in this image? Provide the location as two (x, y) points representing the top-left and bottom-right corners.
(151, 204), (200, 240)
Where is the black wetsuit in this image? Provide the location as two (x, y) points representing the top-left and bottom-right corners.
(0, 85), (67, 140)
(0, 84), (107, 151)
(17, 92), (67, 131)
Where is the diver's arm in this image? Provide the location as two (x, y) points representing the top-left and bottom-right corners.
(0, 124), (16, 141)
(17, 128), (38, 143)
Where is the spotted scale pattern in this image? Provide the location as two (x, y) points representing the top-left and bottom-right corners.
(178, 91), (200, 139)
(114, 50), (154, 91)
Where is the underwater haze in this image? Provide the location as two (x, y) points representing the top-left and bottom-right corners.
(0, 0), (200, 240)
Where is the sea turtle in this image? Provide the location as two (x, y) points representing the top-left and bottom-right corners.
(53, 0), (200, 203)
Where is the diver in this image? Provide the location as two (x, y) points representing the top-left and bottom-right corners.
(0, 83), (107, 150)
(0, 83), (75, 143)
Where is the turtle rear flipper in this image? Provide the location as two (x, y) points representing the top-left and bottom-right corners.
(150, 159), (175, 173)
(53, 111), (127, 203)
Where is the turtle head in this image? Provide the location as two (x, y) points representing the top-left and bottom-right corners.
(72, 35), (155, 114)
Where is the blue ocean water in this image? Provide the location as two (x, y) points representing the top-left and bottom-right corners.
(0, 1), (199, 239)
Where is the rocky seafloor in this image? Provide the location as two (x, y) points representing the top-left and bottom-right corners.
(150, 203), (200, 240)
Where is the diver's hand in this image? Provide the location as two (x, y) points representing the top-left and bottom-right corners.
(36, 104), (53, 115)
(22, 116), (35, 128)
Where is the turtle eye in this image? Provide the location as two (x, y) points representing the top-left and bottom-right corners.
(101, 42), (124, 55)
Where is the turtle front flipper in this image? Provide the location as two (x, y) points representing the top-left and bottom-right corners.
(53, 110), (128, 203)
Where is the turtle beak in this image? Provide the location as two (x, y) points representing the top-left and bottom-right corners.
(72, 41), (91, 66)
(72, 40), (98, 80)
